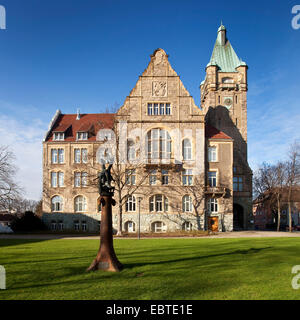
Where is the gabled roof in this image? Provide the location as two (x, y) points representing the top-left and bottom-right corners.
(46, 113), (115, 142)
(208, 24), (246, 72)
(205, 124), (232, 140)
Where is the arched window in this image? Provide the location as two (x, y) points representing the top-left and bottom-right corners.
(182, 195), (193, 212)
(151, 221), (167, 233)
(74, 195), (87, 212)
(182, 139), (192, 160)
(149, 195), (168, 212)
(127, 139), (135, 161)
(125, 221), (136, 233)
(207, 198), (218, 213)
(182, 221), (192, 231)
(51, 196), (63, 212)
(126, 195), (136, 212)
(147, 129), (171, 160)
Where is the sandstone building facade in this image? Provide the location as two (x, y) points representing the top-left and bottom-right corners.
(42, 24), (253, 233)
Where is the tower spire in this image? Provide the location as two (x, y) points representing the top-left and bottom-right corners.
(218, 22), (226, 45)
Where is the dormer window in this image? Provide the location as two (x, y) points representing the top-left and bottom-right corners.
(77, 132), (88, 140)
(53, 132), (65, 141)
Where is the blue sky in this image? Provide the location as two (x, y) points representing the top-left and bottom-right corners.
(0, 0), (299, 200)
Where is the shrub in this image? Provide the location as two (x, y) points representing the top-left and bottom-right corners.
(10, 211), (47, 232)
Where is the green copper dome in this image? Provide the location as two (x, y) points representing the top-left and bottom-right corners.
(207, 23), (247, 72)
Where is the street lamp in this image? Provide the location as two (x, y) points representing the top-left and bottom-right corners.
(137, 196), (143, 240)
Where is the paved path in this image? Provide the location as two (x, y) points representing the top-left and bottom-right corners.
(1, 230), (300, 240)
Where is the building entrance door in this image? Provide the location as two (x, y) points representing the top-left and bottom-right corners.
(128, 222), (134, 233)
(208, 217), (219, 232)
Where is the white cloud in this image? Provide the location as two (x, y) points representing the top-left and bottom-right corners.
(0, 115), (47, 201)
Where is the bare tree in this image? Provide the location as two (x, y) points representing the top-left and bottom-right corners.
(274, 162), (286, 231)
(0, 145), (21, 210)
(253, 162), (286, 231)
(286, 142), (300, 232)
(85, 117), (151, 235)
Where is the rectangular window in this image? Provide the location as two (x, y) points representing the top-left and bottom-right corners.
(74, 148), (81, 163)
(58, 149), (64, 163)
(165, 103), (171, 115)
(208, 198), (218, 213)
(81, 172), (88, 187)
(51, 221), (57, 230)
(74, 148), (88, 163)
(74, 220), (80, 231)
(51, 172), (63, 189)
(182, 169), (193, 186)
(125, 169), (136, 185)
(58, 172), (64, 187)
(148, 103), (153, 115)
(51, 172), (57, 187)
(208, 146), (217, 162)
(51, 149), (58, 164)
(149, 170), (157, 185)
(82, 148), (88, 163)
(162, 170), (169, 185)
(74, 172), (81, 187)
(208, 171), (217, 187)
(81, 221), (87, 231)
(160, 103), (165, 115)
(58, 221), (63, 231)
(53, 132), (64, 141)
(156, 195), (163, 212)
(233, 176), (243, 191)
(147, 103), (171, 115)
(77, 132), (88, 140)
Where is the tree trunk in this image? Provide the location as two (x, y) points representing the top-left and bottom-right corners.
(288, 201), (292, 233)
(288, 186), (292, 233)
(277, 196), (281, 232)
(87, 196), (123, 272)
(117, 203), (123, 236)
(116, 188), (123, 236)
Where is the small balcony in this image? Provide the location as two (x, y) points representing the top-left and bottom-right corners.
(218, 83), (237, 90)
(204, 186), (227, 197)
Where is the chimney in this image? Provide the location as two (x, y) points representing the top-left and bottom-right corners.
(76, 108), (80, 120)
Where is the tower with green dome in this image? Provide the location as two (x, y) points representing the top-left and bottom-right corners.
(201, 23), (252, 230)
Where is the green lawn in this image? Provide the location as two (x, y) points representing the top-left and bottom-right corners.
(0, 237), (300, 300)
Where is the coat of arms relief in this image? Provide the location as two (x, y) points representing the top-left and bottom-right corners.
(152, 81), (167, 97)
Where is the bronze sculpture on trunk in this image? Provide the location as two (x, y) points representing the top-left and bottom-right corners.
(87, 163), (123, 272)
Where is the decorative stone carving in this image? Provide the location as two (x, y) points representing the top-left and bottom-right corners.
(152, 81), (167, 97)
(224, 96), (233, 109)
(154, 50), (165, 65)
